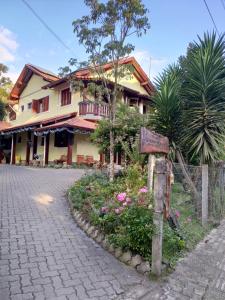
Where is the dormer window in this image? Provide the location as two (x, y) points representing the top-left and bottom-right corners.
(27, 102), (32, 109)
(61, 88), (71, 106)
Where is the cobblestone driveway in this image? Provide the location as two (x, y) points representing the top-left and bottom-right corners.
(0, 166), (157, 300)
(2, 165), (225, 300)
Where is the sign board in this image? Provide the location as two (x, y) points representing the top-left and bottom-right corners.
(140, 127), (169, 154)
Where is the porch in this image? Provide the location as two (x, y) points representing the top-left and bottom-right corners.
(1, 116), (100, 166)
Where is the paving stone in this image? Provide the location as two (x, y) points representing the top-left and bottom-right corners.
(4, 165), (225, 300)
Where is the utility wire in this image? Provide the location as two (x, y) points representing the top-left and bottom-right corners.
(21, 0), (76, 56)
(203, 0), (220, 35)
(220, 0), (225, 11)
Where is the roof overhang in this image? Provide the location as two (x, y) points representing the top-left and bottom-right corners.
(0, 112), (76, 136)
(9, 64), (59, 101)
(42, 57), (154, 96)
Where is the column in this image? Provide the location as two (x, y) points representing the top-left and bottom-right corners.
(10, 133), (17, 165)
(67, 132), (74, 165)
(26, 131), (31, 165)
(33, 134), (38, 158)
(43, 134), (50, 166)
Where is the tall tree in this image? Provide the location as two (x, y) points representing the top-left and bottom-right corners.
(69, 0), (150, 181)
(0, 63), (12, 120)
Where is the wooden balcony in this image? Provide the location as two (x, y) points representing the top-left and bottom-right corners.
(79, 101), (109, 119)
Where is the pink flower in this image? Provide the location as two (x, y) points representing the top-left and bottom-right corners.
(114, 207), (124, 214)
(117, 193), (126, 202)
(101, 207), (108, 213)
(123, 202), (128, 207)
(139, 186), (148, 193)
(175, 210), (181, 218)
(115, 208), (121, 214)
(187, 217), (192, 222)
(126, 197), (132, 204)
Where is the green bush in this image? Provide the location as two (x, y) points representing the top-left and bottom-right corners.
(108, 206), (154, 259)
(69, 169), (187, 264)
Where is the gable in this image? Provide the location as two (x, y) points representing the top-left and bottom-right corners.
(10, 64), (59, 101)
(20, 74), (48, 100)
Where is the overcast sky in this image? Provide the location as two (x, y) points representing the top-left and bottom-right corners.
(0, 0), (224, 83)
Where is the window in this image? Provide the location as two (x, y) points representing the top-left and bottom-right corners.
(21, 105), (24, 112)
(27, 102), (32, 109)
(40, 136), (44, 146)
(54, 131), (68, 147)
(32, 96), (49, 113)
(17, 136), (22, 143)
(143, 105), (147, 114)
(9, 111), (16, 121)
(61, 88), (71, 106)
(129, 98), (138, 107)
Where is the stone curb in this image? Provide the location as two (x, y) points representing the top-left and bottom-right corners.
(67, 191), (151, 276)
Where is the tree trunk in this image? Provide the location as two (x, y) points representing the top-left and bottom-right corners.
(109, 129), (114, 182)
(176, 149), (200, 202)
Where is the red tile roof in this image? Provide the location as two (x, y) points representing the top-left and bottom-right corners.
(0, 113), (76, 133)
(0, 121), (11, 131)
(10, 64), (59, 100)
(43, 57), (154, 95)
(35, 117), (96, 132)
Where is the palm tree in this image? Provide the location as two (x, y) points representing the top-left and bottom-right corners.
(151, 64), (199, 199)
(181, 32), (225, 164)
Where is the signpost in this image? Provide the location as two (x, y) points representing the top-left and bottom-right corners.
(140, 127), (170, 277)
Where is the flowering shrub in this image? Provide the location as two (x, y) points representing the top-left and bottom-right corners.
(69, 167), (186, 263)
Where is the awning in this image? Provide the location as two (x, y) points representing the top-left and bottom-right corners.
(34, 117), (96, 136)
(0, 112), (76, 136)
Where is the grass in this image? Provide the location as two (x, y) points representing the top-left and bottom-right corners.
(171, 182), (211, 250)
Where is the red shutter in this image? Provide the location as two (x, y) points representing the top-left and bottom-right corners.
(32, 100), (39, 113)
(43, 97), (49, 112)
(61, 89), (71, 106)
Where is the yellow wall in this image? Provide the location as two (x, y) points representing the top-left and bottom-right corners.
(48, 134), (68, 162)
(75, 134), (99, 161)
(15, 132), (27, 162)
(9, 75), (82, 127)
(27, 133), (99, 163)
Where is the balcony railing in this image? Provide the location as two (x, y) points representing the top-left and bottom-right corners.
(79, 101), (109, 118)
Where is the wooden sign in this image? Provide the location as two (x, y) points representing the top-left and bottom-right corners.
(140, 127), (169, 154)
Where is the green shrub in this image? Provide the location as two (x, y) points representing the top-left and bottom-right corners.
(108, 206), (154, 259)
(69, 168), (187, 264)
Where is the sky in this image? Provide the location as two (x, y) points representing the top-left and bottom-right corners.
(0, 0), (225, 83)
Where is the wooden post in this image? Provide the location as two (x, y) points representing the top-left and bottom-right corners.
(43, 134), (49, 166)
(33, 134), (38, 158)
(148, 154), (155, 193)
(67, 133), (74, 165)
(10, 133), (16, 165)
(152, 157), (167, 277)
(26, 131), (31, 165)
(202, 164), (208, 226)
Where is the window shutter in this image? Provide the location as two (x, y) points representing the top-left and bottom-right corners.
(61, 89), (71, 106)
(32, 100), (39, 113)
(43, 97), (49, 111)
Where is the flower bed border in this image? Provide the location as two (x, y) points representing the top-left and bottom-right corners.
(67, 190), (152, 276)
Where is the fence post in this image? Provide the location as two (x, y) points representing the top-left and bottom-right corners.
(202, 164), (208, 226)
(148, 154), (155, 193)
(152, 157), (167, 277)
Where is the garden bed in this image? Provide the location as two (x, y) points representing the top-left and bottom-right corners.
(68, 165), (205, 275)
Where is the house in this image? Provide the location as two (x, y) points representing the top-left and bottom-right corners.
(0, 57), (154, 166)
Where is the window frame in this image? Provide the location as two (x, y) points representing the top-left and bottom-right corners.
(61, 88), (71, 106)
(54, 131), (68, 148)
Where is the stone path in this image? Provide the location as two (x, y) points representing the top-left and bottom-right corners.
(1, 165), (225, 300)
(0, 165), (156, 300)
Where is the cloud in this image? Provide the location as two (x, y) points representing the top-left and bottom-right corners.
(133, 50), (168, 81)
(0, 26), (19, 62)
